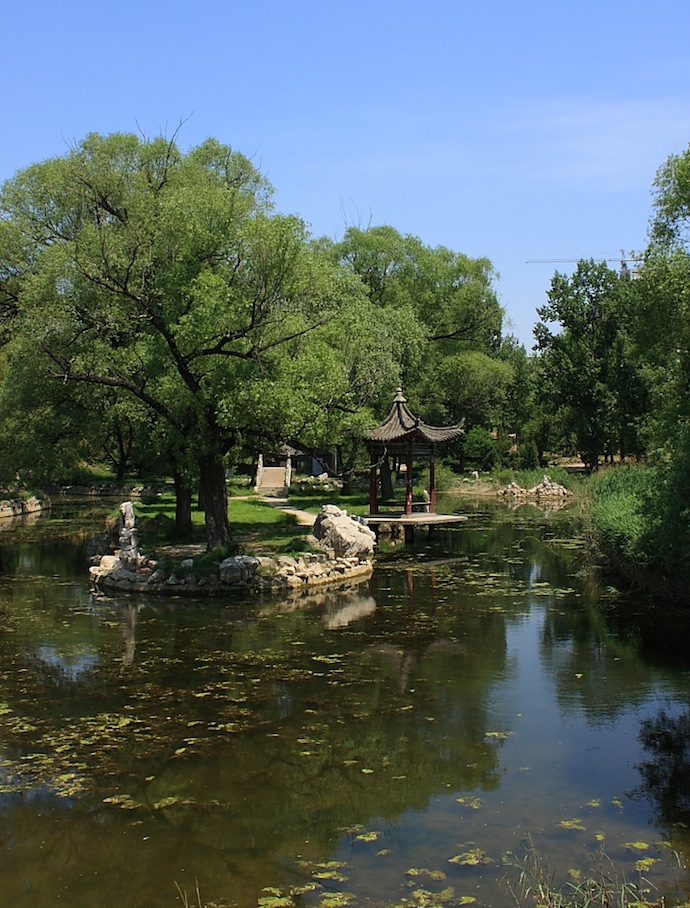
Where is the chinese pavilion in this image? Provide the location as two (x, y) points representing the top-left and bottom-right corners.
(364, 389), (465, 515)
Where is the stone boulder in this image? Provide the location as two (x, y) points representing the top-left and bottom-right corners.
(218, 554), (260, 585)
(310, 505), (376, 561)
(497, 475), (572, 499)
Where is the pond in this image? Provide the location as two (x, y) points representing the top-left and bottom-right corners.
(1, 496), (690, 908)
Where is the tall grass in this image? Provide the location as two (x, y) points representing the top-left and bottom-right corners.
(489, 466), (576, 491)
(506, 841), (666, 908)
(588, 461), (690, 602)
(590, 466), (655, 566)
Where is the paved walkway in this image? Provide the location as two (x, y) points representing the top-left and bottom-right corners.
(259, 497), (316, 526)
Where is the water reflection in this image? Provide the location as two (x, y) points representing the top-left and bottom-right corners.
(638, 709), (690, 830)
(0, 501), (689, 907)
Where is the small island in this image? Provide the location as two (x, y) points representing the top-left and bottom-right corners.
(89, 501), (376, 596)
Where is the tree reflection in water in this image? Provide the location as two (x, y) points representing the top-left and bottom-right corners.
(1, 500), (690, 907)
(638, 709), (690, 831)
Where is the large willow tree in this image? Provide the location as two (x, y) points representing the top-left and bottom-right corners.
(0, 132), (360, 549)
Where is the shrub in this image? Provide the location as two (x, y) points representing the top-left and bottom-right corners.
(463, 427), (497, 470)
(416, 461), (460, 494)
(515, 439), (540, 470)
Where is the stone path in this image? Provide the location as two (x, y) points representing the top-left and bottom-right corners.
(259, 497), (316, 526)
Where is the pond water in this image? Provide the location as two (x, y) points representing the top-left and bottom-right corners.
(1, 497), (690, 908)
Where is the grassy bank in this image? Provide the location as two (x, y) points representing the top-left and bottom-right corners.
(589, 463), (690, 604)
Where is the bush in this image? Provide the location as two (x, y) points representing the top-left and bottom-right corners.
(515, 439), (540, 470)
(416, 461), (460, 494)
(463, 427), (497, 470)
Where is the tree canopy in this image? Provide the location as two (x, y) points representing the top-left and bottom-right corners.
(0, 132), (375, 548)
(326, 225), (507, 427)
(0, 131), (540, 541)
(533, 260), (647, 469)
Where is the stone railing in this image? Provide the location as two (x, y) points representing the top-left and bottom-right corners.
(254, 453), (264, 493)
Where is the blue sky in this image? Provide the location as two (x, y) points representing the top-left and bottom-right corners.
(3, 0), (690, 347)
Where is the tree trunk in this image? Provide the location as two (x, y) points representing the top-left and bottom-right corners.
(198, 453), (231, 551)
(115, 421), (133, 482)
(584, 450), (599, 472)
(380, 455), (394, 501)
(104, 419), (133, 483)
(173, 471), (193, 537)
(336, 445), (354, 494)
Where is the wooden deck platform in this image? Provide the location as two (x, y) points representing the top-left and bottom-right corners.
(363, 512), (467, 543)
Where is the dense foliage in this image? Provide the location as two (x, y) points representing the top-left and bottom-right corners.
(4, 128), (690, 583)
(534, 261), (648, 469)
(0, 132), (532, 547)
(579, 142), (690, 596)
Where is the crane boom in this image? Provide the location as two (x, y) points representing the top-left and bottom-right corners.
(526, 252), (641, 277)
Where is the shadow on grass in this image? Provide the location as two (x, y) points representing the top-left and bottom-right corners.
(133, 491), (370, 559)
(285, 490), (370, 515)
(134, 495), (310, 556)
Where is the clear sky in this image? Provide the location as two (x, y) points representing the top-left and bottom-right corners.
(3, 0), (689, 348)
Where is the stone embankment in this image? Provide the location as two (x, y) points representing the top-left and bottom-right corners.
(0, 496), (50, 519)
(89, 502), (375, 596)
(497, 475), (572, 500)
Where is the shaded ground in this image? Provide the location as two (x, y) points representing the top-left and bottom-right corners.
(153, 497), (315, 561)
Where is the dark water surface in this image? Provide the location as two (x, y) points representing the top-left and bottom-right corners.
(1, 497), (690, 908)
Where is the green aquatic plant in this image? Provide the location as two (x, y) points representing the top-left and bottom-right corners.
(174, 879), (203, 908)
(505, 841), (667, 908)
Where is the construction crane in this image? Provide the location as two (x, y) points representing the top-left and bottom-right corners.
(526, 250), (641, 277)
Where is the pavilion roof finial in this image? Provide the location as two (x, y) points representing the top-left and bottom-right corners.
(365, 389), (465, 444)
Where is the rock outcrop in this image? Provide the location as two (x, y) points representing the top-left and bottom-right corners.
(0, 496), (50, 519)
(497, 475), (572, 500)
(309, 504), (376, 560)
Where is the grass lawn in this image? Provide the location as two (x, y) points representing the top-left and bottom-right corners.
(284, 488), (370, 515)
(132, 492), (317, 559)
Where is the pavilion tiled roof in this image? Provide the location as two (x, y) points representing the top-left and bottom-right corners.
(365, 389), (465, 444)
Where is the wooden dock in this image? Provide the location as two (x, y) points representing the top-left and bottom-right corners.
(363, 512), (467, 543)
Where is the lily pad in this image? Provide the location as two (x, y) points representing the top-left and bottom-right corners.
(406, 868), (447, 881)
(355, 830), (381, 842)
(456, 796), (483, 809)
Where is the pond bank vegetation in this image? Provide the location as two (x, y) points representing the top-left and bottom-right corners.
(588, 462), (690, 607)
